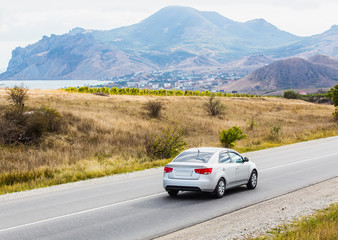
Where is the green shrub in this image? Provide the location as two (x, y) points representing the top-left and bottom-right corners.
(284, 90), (303, 99)
(145, 128), (186, 159)
(78, 86), (89, 93)
(333, 107), (338, 121)
(219, 126), (246, 148)
(203, 94), (226, 116)
(328, 83), (338, 106)
(270, 125), (281, 140)
(110, 87), (118, 95)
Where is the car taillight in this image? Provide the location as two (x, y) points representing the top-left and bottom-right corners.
(194, 168), (213, 175)
(164, 167), (173, 173)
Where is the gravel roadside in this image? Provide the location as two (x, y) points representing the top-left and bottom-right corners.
(156, 177), (338, 240)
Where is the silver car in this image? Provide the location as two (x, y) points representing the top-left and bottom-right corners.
(163, 147), (258, 198)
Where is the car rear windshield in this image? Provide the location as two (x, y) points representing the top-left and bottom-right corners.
(173, 151), (214, 163)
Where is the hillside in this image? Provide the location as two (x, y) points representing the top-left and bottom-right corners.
(0, 89), (336, 194)
(222, 57), (338, 93)
(269, 25), (338, 59)
(308, 54), (338, 69)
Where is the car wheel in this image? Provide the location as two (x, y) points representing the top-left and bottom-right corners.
(214, 178), (226, 198)
(167, 190), (179, 197)
(247, 170), (258, 189)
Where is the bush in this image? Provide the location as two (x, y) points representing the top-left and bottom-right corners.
(0, 106), (64, 145)
(6, 85), (28, 112)
(203, 94), (226, 116)
(248, 117), (256, 130)
(270, 125), (281, 140)
(33, 107), (63, 132)
(145, 128), (186, 159)
(143, 100), (165, 118)
(328, 84), (338, 106)
(219, 126), (246, 148)
(333, 108), (338, 121)
(284, 90), (303, 100)
(93, 92), (108, 97)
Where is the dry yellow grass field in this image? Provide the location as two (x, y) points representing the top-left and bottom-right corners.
(0, 89), (337, 194)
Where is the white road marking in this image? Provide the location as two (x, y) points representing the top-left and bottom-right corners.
(260, 152), (338, 172)
(0, 192), (166, 233)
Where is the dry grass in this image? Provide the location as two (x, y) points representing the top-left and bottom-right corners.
(0, 89), (337, 194)
(251, 203), (338, 240)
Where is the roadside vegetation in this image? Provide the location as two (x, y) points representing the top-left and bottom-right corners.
(64, 86), (259, 98)
(0, 88), (337, 194)
(328, 83), (338, 121)
(250, 203), (338, 240)
(283, 89), (332, 104)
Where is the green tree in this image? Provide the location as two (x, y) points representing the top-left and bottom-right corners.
(283, 90), (302, 99)
(219, 126), (246, 148)
(328, 84), (338, 106)
(328, 84), (338, 120)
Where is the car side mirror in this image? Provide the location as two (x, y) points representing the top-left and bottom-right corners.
(243, 157), (249, 162)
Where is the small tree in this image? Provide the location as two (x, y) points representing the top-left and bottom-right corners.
(6, 85), (28, 112)
(328, 84), (338, 106)
(203, 94), (226, 116)
(219, 126), (246, 148)
(283, 90), (302, 100)
(328, 84), (338, 120)
(143, 100), (164, 118)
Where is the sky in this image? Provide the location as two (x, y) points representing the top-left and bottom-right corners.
(1, 0), (337, 73)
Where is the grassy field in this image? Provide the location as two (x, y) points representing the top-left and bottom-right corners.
(251, 203), (338, 240)
(0, 89), (337, 194)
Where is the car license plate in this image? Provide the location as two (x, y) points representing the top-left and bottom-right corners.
(175, 170), (192, 176)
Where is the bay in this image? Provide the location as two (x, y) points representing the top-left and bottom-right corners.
(0, 80), (112, 90)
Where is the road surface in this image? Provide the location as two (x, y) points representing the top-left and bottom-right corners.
(0, 136), (337, 240)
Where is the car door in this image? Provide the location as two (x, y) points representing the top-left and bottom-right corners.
(228, 152), (250, 183)
(219, 151), (236, 185)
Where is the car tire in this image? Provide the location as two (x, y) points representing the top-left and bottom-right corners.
(247, 170), (258, 189)
(167, 190), (179, 197)
(214, 178), (226, 198)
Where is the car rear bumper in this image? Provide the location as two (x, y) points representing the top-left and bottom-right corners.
(163, 175), (217, 192)
(165, 186), (201, 192)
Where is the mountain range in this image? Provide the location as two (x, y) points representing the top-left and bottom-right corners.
(0, 6), (338, 81)
(221, 55), (338, 93)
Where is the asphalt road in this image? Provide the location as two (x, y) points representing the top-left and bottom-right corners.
(0, 137), (337, 240)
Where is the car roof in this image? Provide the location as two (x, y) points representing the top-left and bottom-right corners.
(183, 147), (234, 154)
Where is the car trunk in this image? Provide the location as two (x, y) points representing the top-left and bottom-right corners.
(166, 162), (208, 180)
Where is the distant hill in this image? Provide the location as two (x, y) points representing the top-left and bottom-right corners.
(0, 6), (337, 80)
(222, 56), (338, 93)
(221, 54), (276, 74)
(308, 54), (338, 69)
(268, 25), (338, 59)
